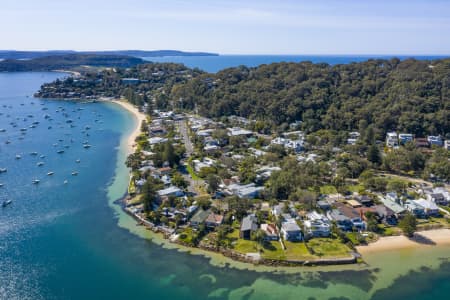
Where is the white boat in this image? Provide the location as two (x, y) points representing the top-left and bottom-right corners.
(57, 150), (64, 154)
(37, 162), (44, 166)
(76, 159), (81, 163)
(64, 180), (68, 184)
(2, 200), (12, 207)
(0, 183), (4, 187)
(71, 172), (78, 176)
(40, 155), (46, 159)
(83, 144), (91, 149)
(15, 155), (21, 159)
(32, 179), (40, 184)
(30, 152), (38, 156)
(47, 172), (54, 176)
(0, 168), (7, 173)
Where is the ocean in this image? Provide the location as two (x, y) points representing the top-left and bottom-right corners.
(1, 71), (450, 300)
(143, 54), (449, 73)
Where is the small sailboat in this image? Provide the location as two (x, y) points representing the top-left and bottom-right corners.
(71, 171), (78, 176)
(47, 172), (54, 176)
(32, 179), (40, 184)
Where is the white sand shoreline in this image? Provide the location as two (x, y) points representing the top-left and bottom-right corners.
(110, 99), (146, 155)
(357, 229), (450, 255)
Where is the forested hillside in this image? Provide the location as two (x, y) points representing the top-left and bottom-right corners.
(170, 58), (449, 137)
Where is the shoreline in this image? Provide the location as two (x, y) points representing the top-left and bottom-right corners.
(357, 229), (450, 255)
(108, 99), (450, 269)
(109, 99), (147, 154)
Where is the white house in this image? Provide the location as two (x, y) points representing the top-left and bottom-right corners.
(386, 132), (398, 148)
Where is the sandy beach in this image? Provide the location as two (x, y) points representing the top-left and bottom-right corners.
(111, 99), (147, 154)
(357, 229), (450, 254)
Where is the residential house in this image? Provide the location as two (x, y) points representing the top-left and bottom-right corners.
(157, 186), (184, 198)
(304, 212), (331, 237)
(445, 140), (450, 150)
(317, 200), (331, 211)
(227, 183), (264, 199)
(398, 133), (413, 145)
(386, 132), (399, 148)
(378, 195), (406, 216)
(426, 192), (448, 206)
(260, 223), (279, 241)
(272, 204), (284, 217)
(404, 200), (426, 218)
(333, 203), (366, 230)
(415, 138), (429, 148)
(281, 221), (302, 241)
(190, 208), (211, 228)
(414, 199), (440, 216)
(227, 127), (253, 137)
(327, 209), (353, 231)
(149, 137), (168, 145)
(427, 136), (443, 147)
(240, 214), (258, 239)
(205, 212), (224, 228)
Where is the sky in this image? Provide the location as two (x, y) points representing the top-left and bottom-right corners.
(1, 0), (449, 55)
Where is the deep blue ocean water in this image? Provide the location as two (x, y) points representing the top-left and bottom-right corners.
(143, 54), (449, 73)
(1, 71), (450, 300)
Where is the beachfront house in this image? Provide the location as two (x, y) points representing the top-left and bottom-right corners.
(189, 208), (211, 228)
(281, 221), (302, 241)
(260, 223), (279, 241)
(240, 214), (258, 240)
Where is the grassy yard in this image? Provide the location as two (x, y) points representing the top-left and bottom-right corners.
(127, 194), (143, 205)
(320, 185), (337, 194)
(307, 238), (352, 258)
(284, 241), (315, 260)
(260, 241), (286, 260)
(178, 228), (196, 246)
(346, 184), (365, 193)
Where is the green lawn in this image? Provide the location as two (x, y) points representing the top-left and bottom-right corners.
(127, 194), (143, 205)
(307, 238), (352, 258)
(284, 241), (315, 260)
(346, 184), (365, 193)
(178, 228), (196, 246)
(186, 164), (201, 180)
(320, 185), (337, 194)
(260, 241), (286, 260)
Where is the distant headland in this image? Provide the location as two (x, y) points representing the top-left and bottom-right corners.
(0, 50), (219, 60)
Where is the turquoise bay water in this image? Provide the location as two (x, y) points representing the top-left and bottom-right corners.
(1, 72), (450, 300)
(144, 54), (449, 73)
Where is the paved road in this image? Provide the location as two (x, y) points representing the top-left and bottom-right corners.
(177, 120), (193, 157)
(176, 119), (204, 195)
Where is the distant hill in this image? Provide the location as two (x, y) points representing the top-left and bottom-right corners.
(0, 54), (145, 72)
(0, 50), (218, 60)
